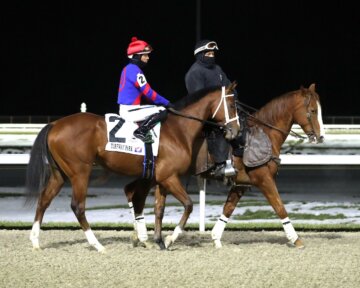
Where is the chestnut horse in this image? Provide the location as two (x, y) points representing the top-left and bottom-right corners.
(137, 83), (324, 249)
(208, 83), (325, 248)
(25, 84), (240, 251)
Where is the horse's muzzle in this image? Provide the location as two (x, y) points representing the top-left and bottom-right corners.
(307, 132), (325, 144)
(224, 127), (238, 141)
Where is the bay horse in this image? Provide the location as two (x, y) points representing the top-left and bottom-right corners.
(25, 83), (240, 252)
(142, 83), (324, 249)
(207, 83), (325, 248)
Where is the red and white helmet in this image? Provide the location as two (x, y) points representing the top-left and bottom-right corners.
(127, 36), (153, 58)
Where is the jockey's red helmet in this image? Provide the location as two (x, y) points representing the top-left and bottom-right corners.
(127, 37), (153, 58)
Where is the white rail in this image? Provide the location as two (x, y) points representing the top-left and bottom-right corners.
(0, 154), (30, 164)
(1, 154), (360, 165)
(1, 123), (360, 165)
(280, 154), (360, 165)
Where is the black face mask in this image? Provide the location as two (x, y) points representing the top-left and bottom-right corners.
(196, 52), (216, 68)
(129, 54), (147, 69)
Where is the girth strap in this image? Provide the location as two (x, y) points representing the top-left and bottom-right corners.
(142, 143), (155, 179)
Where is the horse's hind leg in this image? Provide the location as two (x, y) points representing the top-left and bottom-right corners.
(124, 179), (153, 248)
(30, 170), (64, 250)
(211, 185), (247, 248)
(70, 173), (105, 252)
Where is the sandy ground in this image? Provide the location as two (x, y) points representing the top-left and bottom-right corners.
(1, 229), (359, 288)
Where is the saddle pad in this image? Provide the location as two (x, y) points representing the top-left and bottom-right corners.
(243, 126), (272, 167)
(104, 113), (161, 156)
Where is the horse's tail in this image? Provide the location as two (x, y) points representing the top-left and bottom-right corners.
(25, 123), (54, 206)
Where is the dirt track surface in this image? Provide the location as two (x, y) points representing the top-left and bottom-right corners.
(1, 229), (359, 288)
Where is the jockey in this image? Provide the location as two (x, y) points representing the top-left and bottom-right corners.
(117, 36), (173, 143)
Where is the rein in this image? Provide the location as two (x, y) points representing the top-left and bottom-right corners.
(237, 101), (306, 140)
(167, 108), (227, 131)
(168, 87), (238, 132)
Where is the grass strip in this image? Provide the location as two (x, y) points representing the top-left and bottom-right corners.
(1, 221), (360, 232)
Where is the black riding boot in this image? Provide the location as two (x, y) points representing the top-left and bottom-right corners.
(133, 110), (168, 143)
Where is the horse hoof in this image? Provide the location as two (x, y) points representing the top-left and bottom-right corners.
(32, 246), (41, 251)
(143, 241), (154, 249)
(164, 235), (173, 248)
(294, 238), (305, 249)
(286, 238), (305, 249)
(155, 240), (166, 250)
(96, 245), (106, 253)
(213, 240), (222, 249)
(130, 233), (140, 247)
(98, 247), (106, 253)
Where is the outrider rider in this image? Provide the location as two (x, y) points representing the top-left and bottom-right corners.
(185, 39), (237, 178)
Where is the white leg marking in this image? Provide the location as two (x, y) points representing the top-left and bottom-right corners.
(135, 215), (148, 242)
(165, 225), (182, 248)
(30, 221), (40, 250)
(128, 202), (136, 231)
(85, 229), (105, 252)
(211, 214), (228, 248)
(317, 101), (325, 137)
(281, 217), (299, 244)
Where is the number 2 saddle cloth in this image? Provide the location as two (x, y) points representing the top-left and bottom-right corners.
(104, 111), (161, 156)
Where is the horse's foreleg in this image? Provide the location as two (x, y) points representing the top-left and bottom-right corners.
(212, 185), (246, 248)
(160, 176), (193, 248)
(256, 174), (304, 248)
(154, 185), (167, 249)
(30, 172), (64, 250)
(70, 174), (105, 252)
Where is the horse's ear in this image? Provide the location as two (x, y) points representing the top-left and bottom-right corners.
(309, 83), (316, 92)
(228, 81), (237, 91)
(300, 85), (306, 94)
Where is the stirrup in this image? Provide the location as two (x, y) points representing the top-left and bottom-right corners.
(224, 159), (236, 177)
(143, 135), (154, 144)
(134, 131), (154, 144)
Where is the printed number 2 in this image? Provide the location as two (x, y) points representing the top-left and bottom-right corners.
(137, 74), (147, 87)
(138, 75), (145, 85)
(109, 116), (126, 143)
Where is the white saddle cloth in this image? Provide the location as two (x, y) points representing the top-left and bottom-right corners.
(105, 108), (162, 156)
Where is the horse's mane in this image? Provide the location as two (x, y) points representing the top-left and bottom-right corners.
(174, 86), (222, 110)
(253, 86), (319, 124)
(254, 91), (294, 123)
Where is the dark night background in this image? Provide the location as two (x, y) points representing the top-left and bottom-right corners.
(2, 1), (359, 119)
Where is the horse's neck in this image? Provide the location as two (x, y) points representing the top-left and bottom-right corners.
(254, 99), (295, 153)
(173, 98), (213, 147)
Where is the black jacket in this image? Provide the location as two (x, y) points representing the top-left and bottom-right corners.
(185, 60), (234, 95)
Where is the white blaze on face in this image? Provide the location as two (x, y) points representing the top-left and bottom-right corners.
(317, 101), (325, 137)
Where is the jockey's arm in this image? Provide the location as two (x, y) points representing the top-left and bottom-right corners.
(139, 83), (169, 106)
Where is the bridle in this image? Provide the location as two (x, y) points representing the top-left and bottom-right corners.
(237, 91), (318, 141)
(212, 86), (239, 126)
(303, 93), (317, 142)
(168, 86), (239, 134)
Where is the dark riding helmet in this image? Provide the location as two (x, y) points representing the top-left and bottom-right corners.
(194, 39), (219, 56)
(194, 39), (218, 66)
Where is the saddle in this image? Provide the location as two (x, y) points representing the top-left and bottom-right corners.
(230, 109), (272, 167)
(194, 110), (273, 185)
(105, 113), (161, 180)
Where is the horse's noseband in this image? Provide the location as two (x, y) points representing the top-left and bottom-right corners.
(304, 94), (320, 143)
